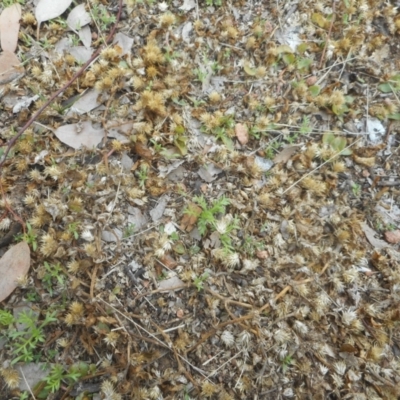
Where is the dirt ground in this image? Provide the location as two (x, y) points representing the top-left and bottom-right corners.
(0, 0), (400, 399)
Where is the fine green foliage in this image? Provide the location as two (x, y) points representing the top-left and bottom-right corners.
(123, 223), (136, 238)
(0, 309), (14, 326)
(15, 222), (38, 251)
(67, 222), (80, 239)
(1, 0), (24, 7)
(206, 0), (222, 6)
(281, 355), (294, 373)
(351, 182), (361, 197)
(193, 272), (209, 291)
(40, 262), (66, 296)
(0, 309), (57, 364)
(217, 216), (240, 253)
(201, 114), (235, 150)
(137, 164), (148, 188)
(43, 364), (81, 394)
(90, 3), (116, 31)
(322, 132), (352, 156)
(185, 195), (230, 235)
(378, 74), (400, 93)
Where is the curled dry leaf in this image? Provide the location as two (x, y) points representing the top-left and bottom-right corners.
(384, 230), (400, 244)
(54, 121), (104, 149)
(0, 51), (24, 85)
(361, 222), (388, 249)
(113, 32), (134, 56)
(0, 3), (21, 53)
(158, 276), (185, 292)
(35, 0), (72, 25)
(160, 254), (178, 269)
(180, 203), (202, 232)
(235, 123), (249, 145)
(273, 145), (300, 163)
(0, 242), (30, 302)
(134, 142), (153, 161)
(66, 4), (91, 33)
(353, 155), (376, 167)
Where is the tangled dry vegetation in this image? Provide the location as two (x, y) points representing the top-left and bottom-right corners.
(1, 0), (400, 398)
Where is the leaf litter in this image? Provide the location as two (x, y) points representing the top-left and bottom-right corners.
(0, 0), (400, 399)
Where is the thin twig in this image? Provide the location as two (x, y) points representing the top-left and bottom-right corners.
(19, 367), (37, 400)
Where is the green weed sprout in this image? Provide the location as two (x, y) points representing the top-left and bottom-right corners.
(0, 309), (57, 364)
(185, 195), (230, 235)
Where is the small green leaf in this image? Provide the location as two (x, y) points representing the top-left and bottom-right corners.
(311, 12), (326, 28)
(297, 57), (312, 71)
(276, 45), (293, 54)
(378, 83), (393, 93)
(340, 148), (353, 155)
(221, 135), (234, 151)
(322, 132), (335, 145)
(331, 137), (346, 151)
(309, 85), (320, 97)
(344, 95), (355, 104)
(332, 104), (349, 116)
(388, 113), (400, 120)
(244, 62), (257, 76)
(174, 134), (188, 156)
(173, 242), (185, 255)
(297, 43), (308, 54)
(282, 53), (296, 65)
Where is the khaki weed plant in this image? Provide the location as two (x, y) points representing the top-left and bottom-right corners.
(0, 0), (399, 398)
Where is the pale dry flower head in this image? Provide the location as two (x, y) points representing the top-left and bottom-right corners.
(0, 367), (20, 389)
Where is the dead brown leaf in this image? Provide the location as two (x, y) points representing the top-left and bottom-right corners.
(160, 253), (178, 269)
(0, 241), (30, 302)
(235, 123), (249, 145)
(180, 203), (202, 232)
(134, 142), (153, 161)
(353, 155), (375, 167)
(273, 145), (300, 163)
(0, 51), (24, 85)
(384, 230), (400, 244)
(361, 222), (387, 249)
(0, 3), (21, 53)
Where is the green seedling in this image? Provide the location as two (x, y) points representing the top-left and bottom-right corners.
(67, 222), (79, 239)
(322, 132), (352, 156)
(40, 262), (66, 296)
(193, 68), (208, 83)
(217, 216), (240, 254)
(281, 355), (294, 373)
(90, 3), (116, 31)
(170, 231), (179, 241)
(193, 272), (209, 291)
(201, 114), (235, 150)
(42, 364), (81, 394)
(123, 223), (136, 238)
(137, 165), (148, 188)
(206, 0), (222, 5)
(185, 195), (230, 235)
(15, 222), (38, 251)
(242, 235), (265, 256)
(351, 183), (361, 197)
(0, 308), (57, 364)
(1, 0), (24, 6)
(299, 115), (312, 135)
(378, 74), (400, 94)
